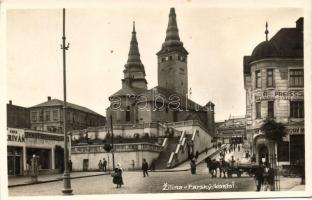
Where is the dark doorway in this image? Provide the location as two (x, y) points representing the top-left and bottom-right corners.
(258, 145), (269, 165)
(55, 145), (64, 173)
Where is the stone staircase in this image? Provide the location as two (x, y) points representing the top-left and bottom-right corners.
(155, 137), (180, 169)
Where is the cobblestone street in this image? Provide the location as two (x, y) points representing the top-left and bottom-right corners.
(9, 162), (257, 196)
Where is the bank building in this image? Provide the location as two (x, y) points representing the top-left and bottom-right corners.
(71, 8), (216, 171)
(243, 18), (304, 165)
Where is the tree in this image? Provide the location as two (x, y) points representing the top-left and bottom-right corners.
(260, 120), (287, 143)
(260, 119), (287, 191)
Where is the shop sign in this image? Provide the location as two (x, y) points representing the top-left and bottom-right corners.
(255, 90), (304, 101)
(7, 129), (25, 144)
(25, 131), (64, 141)
(286, 126), (304, 135)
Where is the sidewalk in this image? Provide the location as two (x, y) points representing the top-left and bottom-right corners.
(279, 176), (304, 191)
(8, 171), (109, 187)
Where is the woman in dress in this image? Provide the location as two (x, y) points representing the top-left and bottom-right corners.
(112, 163), (124, 188)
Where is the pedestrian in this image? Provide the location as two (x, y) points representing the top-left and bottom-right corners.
(112, 163), (124, 188)
(30, 154), (39, 183)
(150, 159), (156, 171)
(195, 151), (199, 160)
(98, 160), (103, 171)
(142, 158), (149, 177)
(267, 166), (275, 191)
(254, 163), (264, 192)
(190, 158), (196, 174)
(68, 160), (73, 172)
(103, 158), (107, 172)
(238, 145), (240, 152)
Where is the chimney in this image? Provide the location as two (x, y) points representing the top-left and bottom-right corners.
(9, 100), (12, 105)
(296, 17), (303, 32)
(47, 96), (51, 101)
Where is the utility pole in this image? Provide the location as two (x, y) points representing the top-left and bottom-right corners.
(61, 8), (72, 195)
(110, 115), (115, 169)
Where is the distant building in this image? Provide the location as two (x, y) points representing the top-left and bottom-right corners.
(243, 18), (304, 164)
(29, 96), (106, 133)
(7, 100), (30, 129)
(216, 116), (246, 144)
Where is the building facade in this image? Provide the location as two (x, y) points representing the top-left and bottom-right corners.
(243, 18), (304, 164)
(7, 127), (68, 176)
(216, 116), (246, 144)
(29, 96), (106, 133)
(7, 100), (30, 129)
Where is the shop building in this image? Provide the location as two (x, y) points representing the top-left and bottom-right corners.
(243, 18), (304, 164)
(7, 127), (68, 176)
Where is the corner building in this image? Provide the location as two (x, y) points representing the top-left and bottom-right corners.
(243, 18), (304, 164)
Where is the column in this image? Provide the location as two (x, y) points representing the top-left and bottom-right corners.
(23, 145), (27, 173)
(51, 147), (55, 170)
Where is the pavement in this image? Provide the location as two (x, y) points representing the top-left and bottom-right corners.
(8, 171), (109, 187)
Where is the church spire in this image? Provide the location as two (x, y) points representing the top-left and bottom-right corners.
(127, 21), (142, 64)
(165, 8), (180, 43)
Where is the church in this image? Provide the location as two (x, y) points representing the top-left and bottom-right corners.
(70, 8), (216, 171)
(107, 8), (215, 133)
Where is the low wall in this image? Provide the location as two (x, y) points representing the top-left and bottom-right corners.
(71, 143), (162, 171)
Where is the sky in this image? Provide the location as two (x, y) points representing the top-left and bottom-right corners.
(6, 6), (303, 121)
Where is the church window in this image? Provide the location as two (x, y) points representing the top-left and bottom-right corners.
(126, 106), (131, 122)
(169, 56), (173, 60)
(181, 81), (183, 86)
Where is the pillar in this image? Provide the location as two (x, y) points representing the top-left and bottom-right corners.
(51, 147), (55, 170)
(23, 146), (27, 173)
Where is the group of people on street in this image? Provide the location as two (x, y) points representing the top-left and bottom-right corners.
(254, 162), (275, 191)
(98, 158), (107, 172)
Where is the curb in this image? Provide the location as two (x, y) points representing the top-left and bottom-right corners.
(8, 173), (109, 188)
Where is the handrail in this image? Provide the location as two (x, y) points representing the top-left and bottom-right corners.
(167, 152), (175, 168)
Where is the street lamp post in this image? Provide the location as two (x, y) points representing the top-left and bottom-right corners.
(61, 8), (72, 195)
(110, 115), (115, 169)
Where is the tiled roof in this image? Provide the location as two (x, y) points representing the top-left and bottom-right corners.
(31, 99), (104, 117)
(109, 85), (147, 98)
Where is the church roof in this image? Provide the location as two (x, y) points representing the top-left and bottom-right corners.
(124, 21), (146, 75)
(138, 86), (205, 111)
(31, 99), (103, 116)
(109, 85), (147, 99)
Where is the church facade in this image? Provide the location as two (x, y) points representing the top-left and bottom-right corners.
(107, 8), (215, 134)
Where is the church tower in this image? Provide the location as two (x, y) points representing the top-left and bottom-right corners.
(157, 8), (188, 95)
(122, 22), (147, 90)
